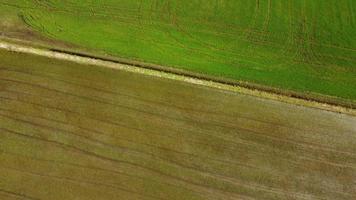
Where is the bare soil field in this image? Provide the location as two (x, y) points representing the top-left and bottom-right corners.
(1, 49), (356, 200)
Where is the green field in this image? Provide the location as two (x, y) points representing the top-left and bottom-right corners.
(1, 0), (356, 102)
(1, 49), (356, 199)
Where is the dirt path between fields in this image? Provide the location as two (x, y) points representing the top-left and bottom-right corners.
(0, 39), (355, 116)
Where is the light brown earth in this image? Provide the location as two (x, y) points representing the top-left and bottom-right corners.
(0, 49), (356, 200)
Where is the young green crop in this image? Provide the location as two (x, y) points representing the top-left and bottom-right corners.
(1, 0), (356, 101)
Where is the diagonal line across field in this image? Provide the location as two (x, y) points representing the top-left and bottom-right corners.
(0, 39), (355, 116)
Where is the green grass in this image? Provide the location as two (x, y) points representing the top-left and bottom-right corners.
(1, 49), (356, 199)
(1, 0), (356, 101)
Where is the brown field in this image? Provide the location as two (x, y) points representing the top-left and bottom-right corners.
(1, 49), (356, 200)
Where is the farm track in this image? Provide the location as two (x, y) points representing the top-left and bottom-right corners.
(1, 38), (355, 114)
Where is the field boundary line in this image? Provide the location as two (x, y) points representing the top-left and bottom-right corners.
(0, 39), (355, 116)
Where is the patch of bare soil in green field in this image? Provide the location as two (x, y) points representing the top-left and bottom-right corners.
(0, 13), (38, 39)
(0, 49), (356, 200)
(0, 14), (78, 51)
